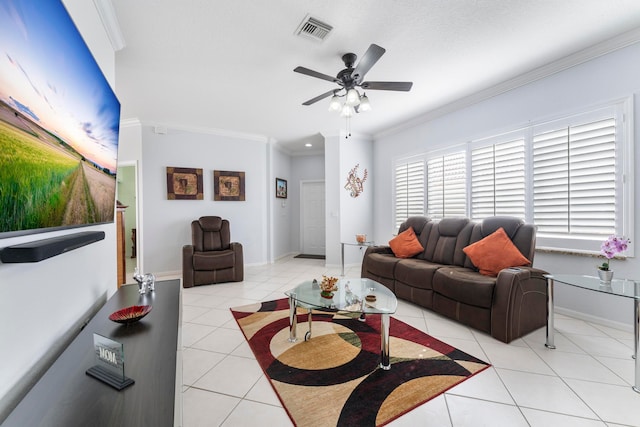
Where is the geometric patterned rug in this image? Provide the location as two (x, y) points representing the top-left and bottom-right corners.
(230, 299), (491, 427)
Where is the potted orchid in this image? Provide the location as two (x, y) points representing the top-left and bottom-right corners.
(597, 235), (630, 283)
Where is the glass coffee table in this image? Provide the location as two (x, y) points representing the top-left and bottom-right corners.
(544, 274), (639, 393)
(285, 277), (398, 370)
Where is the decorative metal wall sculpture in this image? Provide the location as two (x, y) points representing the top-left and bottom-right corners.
(344, 163), (368, 198)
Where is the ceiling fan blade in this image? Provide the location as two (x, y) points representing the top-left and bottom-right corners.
(360, 81), (413, 91)
(351, 44), (385, 84)
(294, 66), (339, 83)
(302, 90), (336, 106)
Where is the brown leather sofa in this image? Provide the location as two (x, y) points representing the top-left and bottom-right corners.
(182, 216), (243, 287)
(361, 216), (548, 343)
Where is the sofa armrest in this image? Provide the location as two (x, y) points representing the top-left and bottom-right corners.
(491, 266), (549, 343)
(182, 245), (195, 288)
(361, 245), (395, 278)
(230, 242), (244, 281)
(363, 245), (394, 256)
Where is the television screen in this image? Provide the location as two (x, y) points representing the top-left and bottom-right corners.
(0, 0), (120, 238)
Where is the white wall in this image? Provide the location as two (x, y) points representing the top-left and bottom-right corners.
(271, 145), (292, 260)
(324, 132), (374, 267)
(373, 43), (640, 327)
(339, 134), (374, 267)
(290, 154), (325, 253)
(0, 0), (117, 418)
(140, 126), (269, 274)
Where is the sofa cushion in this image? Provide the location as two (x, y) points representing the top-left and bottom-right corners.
(193, 250), (235, 270)
(389, 227), (424, 258)
(364, 253), (400, 278)
(432, 266), (497, 308)
(463, 227), (530, 276)
(395, 259), (442, 290)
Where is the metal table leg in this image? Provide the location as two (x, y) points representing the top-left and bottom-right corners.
(633, 296), (639, 393)
(288, 292), (297, 343)
(305, 309), (312, 341)
(545, 275), (556, 349)
(380, 313), (391, 370)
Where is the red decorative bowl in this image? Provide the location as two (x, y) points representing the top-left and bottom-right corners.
(109, 305), (152, 324)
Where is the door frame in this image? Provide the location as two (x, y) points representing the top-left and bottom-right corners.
(299, 179), (325, 255)
(117, 160), (141, 275)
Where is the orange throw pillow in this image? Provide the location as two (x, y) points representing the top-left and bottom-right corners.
(389, 227), (424, 258)
(463, 227), (530, 276)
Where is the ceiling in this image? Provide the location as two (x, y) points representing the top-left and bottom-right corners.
(110, 0), (640, 155)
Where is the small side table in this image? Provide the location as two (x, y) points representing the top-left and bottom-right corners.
(341, 241), (375, 276)
(544, 274), (639, 393)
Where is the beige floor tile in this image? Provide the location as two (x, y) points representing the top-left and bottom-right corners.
(222, 400), (292, 426)
(521, 407), (607, 426)
(182, 388), (239, 427)
(182, 348), (226, 386)
(564, 378), (640, 426)
(446, 395), (529, 427)
(497, 369), (597, 418)
(193, 355), (263, 397)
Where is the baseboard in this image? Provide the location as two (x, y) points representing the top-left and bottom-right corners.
(555, 306), (633, 333)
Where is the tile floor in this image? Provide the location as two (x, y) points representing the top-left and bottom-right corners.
(177, 256), (639, 426)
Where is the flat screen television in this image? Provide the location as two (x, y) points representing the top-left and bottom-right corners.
(0, 0), (120, 239)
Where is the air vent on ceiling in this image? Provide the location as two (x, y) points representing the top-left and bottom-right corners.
(295, 15), (333, 42)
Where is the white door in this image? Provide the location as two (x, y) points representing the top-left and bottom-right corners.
(301, 181), (326, 255)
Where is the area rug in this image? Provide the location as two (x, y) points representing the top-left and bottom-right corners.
(230, 299), (490, 427)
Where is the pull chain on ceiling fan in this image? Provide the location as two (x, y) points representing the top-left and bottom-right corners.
(294, 43), (413, 138)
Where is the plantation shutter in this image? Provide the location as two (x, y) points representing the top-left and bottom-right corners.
(533, 117), (616, 238)
(426, 152), (466, 219)
(394, 160), (424, 229)
(471, 139), (525, 220)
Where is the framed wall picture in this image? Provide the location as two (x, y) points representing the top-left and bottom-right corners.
(214, 170), (245, 201)
(166, 167), (203, 200)
(275, 178), (287, 199)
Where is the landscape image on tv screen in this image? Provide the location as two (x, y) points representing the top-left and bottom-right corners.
(0, 0), (120, 237)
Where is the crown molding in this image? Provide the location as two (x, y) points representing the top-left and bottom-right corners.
(93, 0), (126, 51)
(137, 119), (269, 143)
(376, 26), (640, 140)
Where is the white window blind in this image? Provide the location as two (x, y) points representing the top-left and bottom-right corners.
(426, 152), (466, 219)
(533, 117), (617, 239)
(394, 159), (424, 229)
(471, 138), (525, 220)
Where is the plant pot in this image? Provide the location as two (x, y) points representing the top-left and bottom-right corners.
(597, 269), (613, 283)
(320, 290), (334, 299)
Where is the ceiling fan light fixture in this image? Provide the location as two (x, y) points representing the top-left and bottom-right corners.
(359, 94), (371, 112)
(328, 95), (341, 112)
(340, 104), (354, 118)
(345, 88), (360, 107)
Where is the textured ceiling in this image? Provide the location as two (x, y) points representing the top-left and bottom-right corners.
(111, 0), (640, 154)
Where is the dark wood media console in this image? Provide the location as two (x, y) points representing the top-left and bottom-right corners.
(2, 280), (181, 427)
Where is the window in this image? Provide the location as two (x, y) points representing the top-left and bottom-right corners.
(426, 152), (466, 219)
(394, 159), (424, 229)
(470, 136), (525, 220)
(532, 112), (620, 249)
(392, 99), (633, 255)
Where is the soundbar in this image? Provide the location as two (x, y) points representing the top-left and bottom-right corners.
(0, 231), (105, 263)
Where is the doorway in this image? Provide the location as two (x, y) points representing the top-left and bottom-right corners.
(116, 163), (139, 281)
(300, 180), (326, 256)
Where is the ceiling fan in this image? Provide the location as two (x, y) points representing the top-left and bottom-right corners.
(294, 44), (413, 115)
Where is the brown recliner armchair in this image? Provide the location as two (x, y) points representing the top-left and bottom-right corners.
(182, 216), (244, 288)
